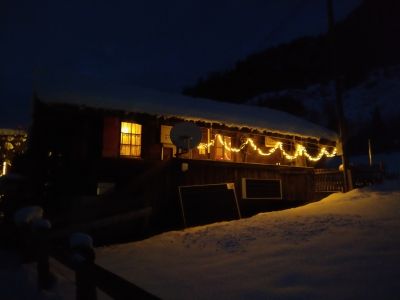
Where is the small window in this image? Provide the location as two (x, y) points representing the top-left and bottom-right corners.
(120, 122), (142, 157)
(215, 135), (232, 160)
(160, 125), (173, 144)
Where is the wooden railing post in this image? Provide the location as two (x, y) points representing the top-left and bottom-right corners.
(70, 233), (97, 300)
(13, 206), (44, 262)
(32, 218), (54, 290)
(13, 207), (56, 291)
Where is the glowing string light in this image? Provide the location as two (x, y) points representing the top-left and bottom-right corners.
(197, 134), (337, 162)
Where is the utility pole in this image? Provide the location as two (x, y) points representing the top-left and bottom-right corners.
(327, 0), (352, 192)
(368, 138), (373, 166)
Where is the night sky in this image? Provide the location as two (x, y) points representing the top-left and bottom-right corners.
(1, 0), (361, 129)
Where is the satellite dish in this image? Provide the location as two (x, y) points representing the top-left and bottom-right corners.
(170, 122), (202, 150)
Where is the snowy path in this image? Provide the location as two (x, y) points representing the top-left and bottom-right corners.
(97, 181), (400, 300)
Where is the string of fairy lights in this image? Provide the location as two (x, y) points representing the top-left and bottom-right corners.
(197, 134), (337, 162)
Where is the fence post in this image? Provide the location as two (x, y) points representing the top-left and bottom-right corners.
(13, 206), (44, 262)
(70, 233), (97, 300)
(32, 218), (54, 290)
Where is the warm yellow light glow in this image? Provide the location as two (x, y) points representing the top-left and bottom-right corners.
(120, 122), (142, 157)
(121, 122), (131, 134)
(198, 147), (207, 155)
(2, 161), (7, 176)
(215, 135), (232, 160)
(197, 134), (337, 162)
(160, 125), (173, 144)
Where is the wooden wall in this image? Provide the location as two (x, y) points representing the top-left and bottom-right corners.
(173, 158), (314, 202)
(143, 158), (315, 228)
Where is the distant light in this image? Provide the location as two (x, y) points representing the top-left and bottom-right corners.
(2, 161), (7, 176)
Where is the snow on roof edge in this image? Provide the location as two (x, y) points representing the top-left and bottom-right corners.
(36, 78), (339, 142)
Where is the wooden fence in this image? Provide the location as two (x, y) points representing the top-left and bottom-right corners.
(351, 165), (384, 188)
(15, 216), (159, 300)
(314, 165), (385, 193)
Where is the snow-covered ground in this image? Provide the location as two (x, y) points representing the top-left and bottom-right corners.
(96, 180), (400, 300)
(0, 251), (38, 300)
(0, 251), (107, 300)
(1, 180), (400, 299)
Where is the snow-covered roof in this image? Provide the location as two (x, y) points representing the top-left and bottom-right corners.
(36, 77), (338, 142)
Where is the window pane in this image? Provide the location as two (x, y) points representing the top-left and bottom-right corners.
(224, 137), (232, 160)
(133, 135), (141, 146)
(215, 135), (222, 159)
(120, 145), (130, 156)
(131, 146), (141, 157)
(121, 133), (131, 145)
(224, 136), (231, 147)
(215, 147), (223, 160)
(225, 150), (232, 160)
(214, 135), (232, 160)
(121, 122), (131, 134)
(132, 123), (142, 134)
(160, 125), (173, 144)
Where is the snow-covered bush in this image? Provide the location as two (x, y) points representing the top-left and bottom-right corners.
(69, 232), (93, 250)
(13, 206), (43, 226)
(31, 218), (52, 230)
(70, 232), (95, 263)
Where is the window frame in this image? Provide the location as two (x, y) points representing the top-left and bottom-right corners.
(214, 134), (232, 161)
(120, 121), (142, 158)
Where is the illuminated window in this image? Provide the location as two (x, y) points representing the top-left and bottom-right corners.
(120, 122), (142, 157)
(198, 128), (210, 156)
(215, 135), (232, 160)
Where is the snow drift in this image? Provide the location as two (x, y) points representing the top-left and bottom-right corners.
(96, 180), (400, 300)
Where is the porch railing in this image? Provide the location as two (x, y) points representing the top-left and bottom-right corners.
(314, 165), (385, 193)
(314, 169), (344, 192)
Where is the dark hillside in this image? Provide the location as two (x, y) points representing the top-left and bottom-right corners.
(184, 0), (400, 102)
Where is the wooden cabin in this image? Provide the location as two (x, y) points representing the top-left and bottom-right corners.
(30, 80), (340, 228)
